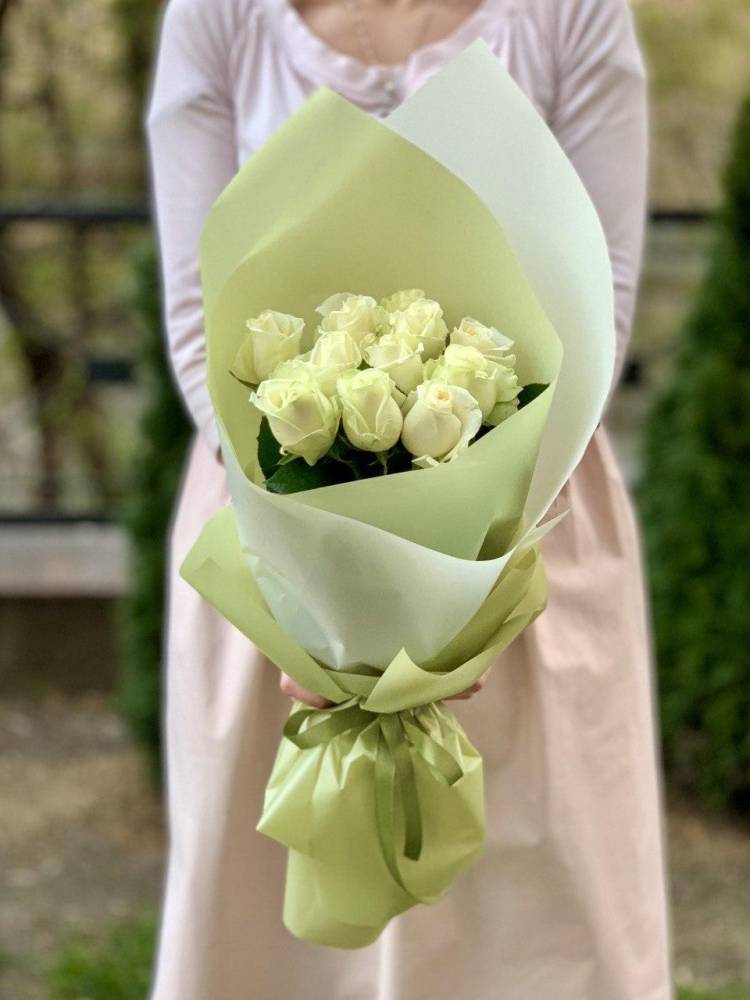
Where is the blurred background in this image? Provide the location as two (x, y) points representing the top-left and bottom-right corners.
(1, 0), (749, 997)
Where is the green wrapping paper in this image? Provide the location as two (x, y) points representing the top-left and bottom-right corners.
(180, 42), (616, 947)
(182, 508), (549, 946)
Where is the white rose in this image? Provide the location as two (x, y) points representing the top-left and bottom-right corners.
(231, 310), (304, 385)
(492, 359), (521, 404)
(379, 288), (425, 314)
(315, 292), (380, 347)
(401, 380), (482, 465)
(427, 343), (498, 418)
(270, 357), (321, 382)
(486, 398), (520, 426)
(390, 298), (448, 360)
(363, 333), (424, 394)
(336, 368), (403, 452)
(450, 317), (516, 364)
(307, 330), (362, 395)
(250, 377), (340, 466)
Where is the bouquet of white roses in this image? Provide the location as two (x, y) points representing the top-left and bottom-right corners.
(230, 290), (546, 493)
(181, 41), (616, 948)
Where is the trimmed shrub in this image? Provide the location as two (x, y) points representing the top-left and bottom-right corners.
(118, 241), (191, 782)
(638, 95), (750, 811)
(48, 912), (157, 1000)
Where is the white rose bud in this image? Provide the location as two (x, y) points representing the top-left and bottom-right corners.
(231, 310), (304, 385)
(363, 332), (424, 394)
(492, 358), (521, 403)
(486, 398), (520, 426)
(270, 357), (320, 381)
(271, 351), (362, 401)
(250, 378), (340, 466)
(336, 368), (403, 452)
(401, 380), (482, 465)
(379, 288), (425, 314)
(390, 298), (448, 360)
(484, 360), (521, 424)
(308, 330), (362, 395)
(315, 292), (380, 348)
(450, 316), (516, 364)
(428, 343), (498, 418)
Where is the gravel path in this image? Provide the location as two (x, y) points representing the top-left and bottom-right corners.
(0, 694), (164, 999)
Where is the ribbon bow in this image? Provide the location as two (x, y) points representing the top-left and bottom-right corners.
(284, 700), (464, 897)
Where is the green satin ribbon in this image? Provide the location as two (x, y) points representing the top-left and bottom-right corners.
(284, 700), (464, 897)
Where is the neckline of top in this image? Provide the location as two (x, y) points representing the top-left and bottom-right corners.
(260, 0), (511, 99)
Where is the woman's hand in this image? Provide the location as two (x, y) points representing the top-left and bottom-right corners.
(278, 669), (491, 707)
(279, 672), (335, 709)
(445, 669), (490, 700)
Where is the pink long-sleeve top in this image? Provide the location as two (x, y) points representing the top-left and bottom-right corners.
(145, 0), (648, 455)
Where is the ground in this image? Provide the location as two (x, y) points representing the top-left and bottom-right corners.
(0, 695), (163, 999)
(1, 693), (749, 999)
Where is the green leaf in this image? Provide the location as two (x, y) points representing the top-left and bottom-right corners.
(473, 424), (494, 442)
(327, 433), (382, 479)
(383, 440), (416, 474)
(326, 434), (354, 466)
(257, 416), (282, 479)
(265, 457), (340, 494)
(517, 382), (549, 408)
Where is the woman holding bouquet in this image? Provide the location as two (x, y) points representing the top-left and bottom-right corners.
(145, 0), (673, 997)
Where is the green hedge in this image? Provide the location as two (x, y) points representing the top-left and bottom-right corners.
(118, 241), (192, 783)
(48, 913), (157, 1000)
(677, 988), (750, 1000)
(47, 912), (748, 1000)
(638, 95), (750, 811)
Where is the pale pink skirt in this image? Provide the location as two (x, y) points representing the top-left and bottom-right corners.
(150, 425), (673, 1000)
